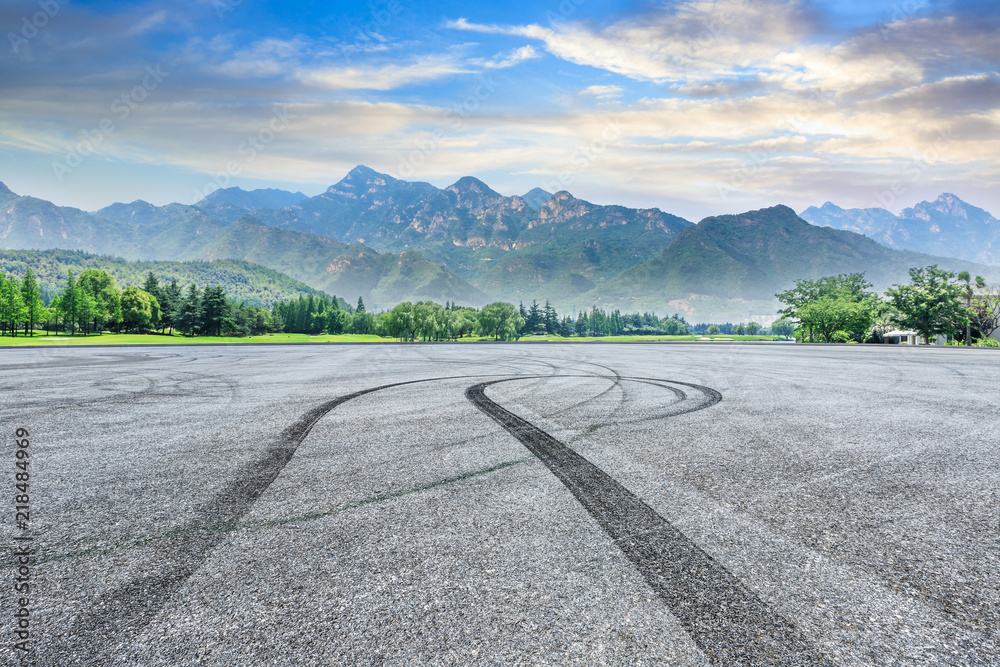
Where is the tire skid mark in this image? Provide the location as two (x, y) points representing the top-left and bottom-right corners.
(63, 374), (485, 664)
(61, 371), (798, 666)
(467, 378), (831, 667)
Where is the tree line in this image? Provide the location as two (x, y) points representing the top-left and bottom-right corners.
(2, 261), (707, 341)
(776, 266), (1000, 345)
(0, 267), (305, 337)
(331, 300), (693, 342)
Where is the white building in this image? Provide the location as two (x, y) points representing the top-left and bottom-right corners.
(883, 330), (946, 346)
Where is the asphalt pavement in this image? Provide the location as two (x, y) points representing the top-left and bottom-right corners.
(1, 343), (998, 665)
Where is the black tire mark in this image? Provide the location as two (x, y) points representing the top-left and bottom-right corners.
(466, 378), (831, 667)
(62, 374), (483, 665)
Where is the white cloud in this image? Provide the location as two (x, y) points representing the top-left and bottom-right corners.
(297, 54), (470, 90)
(579, 85), (624, 100)
(479, 45), (540, 69)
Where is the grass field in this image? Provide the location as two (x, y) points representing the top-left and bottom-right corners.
(0, 332), (392, 346)
(0, 332), (786, 346)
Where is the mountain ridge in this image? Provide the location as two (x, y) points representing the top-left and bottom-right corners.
(801, 193), (999, 265)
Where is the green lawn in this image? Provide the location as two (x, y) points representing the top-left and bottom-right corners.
(0, 332), (785, 346)
(515, 334), (783, 342)
(0, 332), (392, 346)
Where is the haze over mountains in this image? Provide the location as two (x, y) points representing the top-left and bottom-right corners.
(800, 194), (1000, 266)
(1, 168), (996, 320)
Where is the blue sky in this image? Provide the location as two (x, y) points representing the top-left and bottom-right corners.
(1, 0), (998, 220)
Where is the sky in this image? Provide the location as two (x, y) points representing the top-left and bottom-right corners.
(1, 0), (998, 220)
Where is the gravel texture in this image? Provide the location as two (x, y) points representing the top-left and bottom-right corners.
(0, 343), (997, 665)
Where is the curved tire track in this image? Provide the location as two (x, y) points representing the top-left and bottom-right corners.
(63, 375), (480, 665)
(63, 372), (826, 666)
(467, 378), (831, 666)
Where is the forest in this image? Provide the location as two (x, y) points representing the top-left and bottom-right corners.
(0, 263), (706, 341)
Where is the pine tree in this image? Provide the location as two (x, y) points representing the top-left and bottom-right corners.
(175, 284), (202, 336)
(1, 274), (27, 336)
(544, 300), (558, 335)
(356, 296), (366, 313)
(160, 279), (182, 333)
(526, 300), (542, 334)
(20, 268), (44, 336)
(200, 286), (229, 336)
(58, 270), (80, 335)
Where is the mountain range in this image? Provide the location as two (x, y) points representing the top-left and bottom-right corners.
(1, 170), (997, 320)
(0, 180), (486, 308)
(800, 194), (999, 265)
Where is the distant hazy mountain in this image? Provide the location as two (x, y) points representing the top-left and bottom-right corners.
(240, 166), (693, 304)
(197, 186), (307, 211)
(522, 187), (553, 210)
(6, 173), (996, 320)
(0, 182), (486, 308)
(0, 248), (331, 307)
(592, 205), (997, 320)
(801, 194), (999, 265)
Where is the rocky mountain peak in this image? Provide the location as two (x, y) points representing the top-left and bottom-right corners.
(326, 165), (398, 197)
(535, 191), (595, 226)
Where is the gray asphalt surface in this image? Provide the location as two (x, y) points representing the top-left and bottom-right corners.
(1, 343), (998, 666)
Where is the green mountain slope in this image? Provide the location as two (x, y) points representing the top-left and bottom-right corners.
(592, 205), (998, 320)
(238, 168), (693, 304)
(0, 248), (335, 307)
(194, 218), (487, 307)
(1, 183), (486, 308)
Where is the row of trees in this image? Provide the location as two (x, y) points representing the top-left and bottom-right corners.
(3, 260), (766, 342)
(777, 266), (1000, 344)
(264, 295), (694, 341)
(0, 267), (295, 337)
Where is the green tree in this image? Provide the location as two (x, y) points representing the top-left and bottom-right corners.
(326, 308), (350, 334)
(57, 270), (80, 335)
(771, 319), (794, 339)
(350, 310), (375, 335)
(1, 274), (27, 336)
(77, 268), (120, 334)
(199, 286), (230, 336)
(706, 324), (720, 336)
(175, 284), (202, 336)
(796, 297), (874, 343)
(970, 283), (1000, 341)
(886, 265), (970, 344)
(477, 302), (523, 341)
(120, 286), (154, 332)
(75, 287), (97, 335)
(356, 296), (366, 313)
(159, 279), (182, 334)
(387, 302), (417, 340)
(20, 267), (44, 336)
(777, 273), (878, 342)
